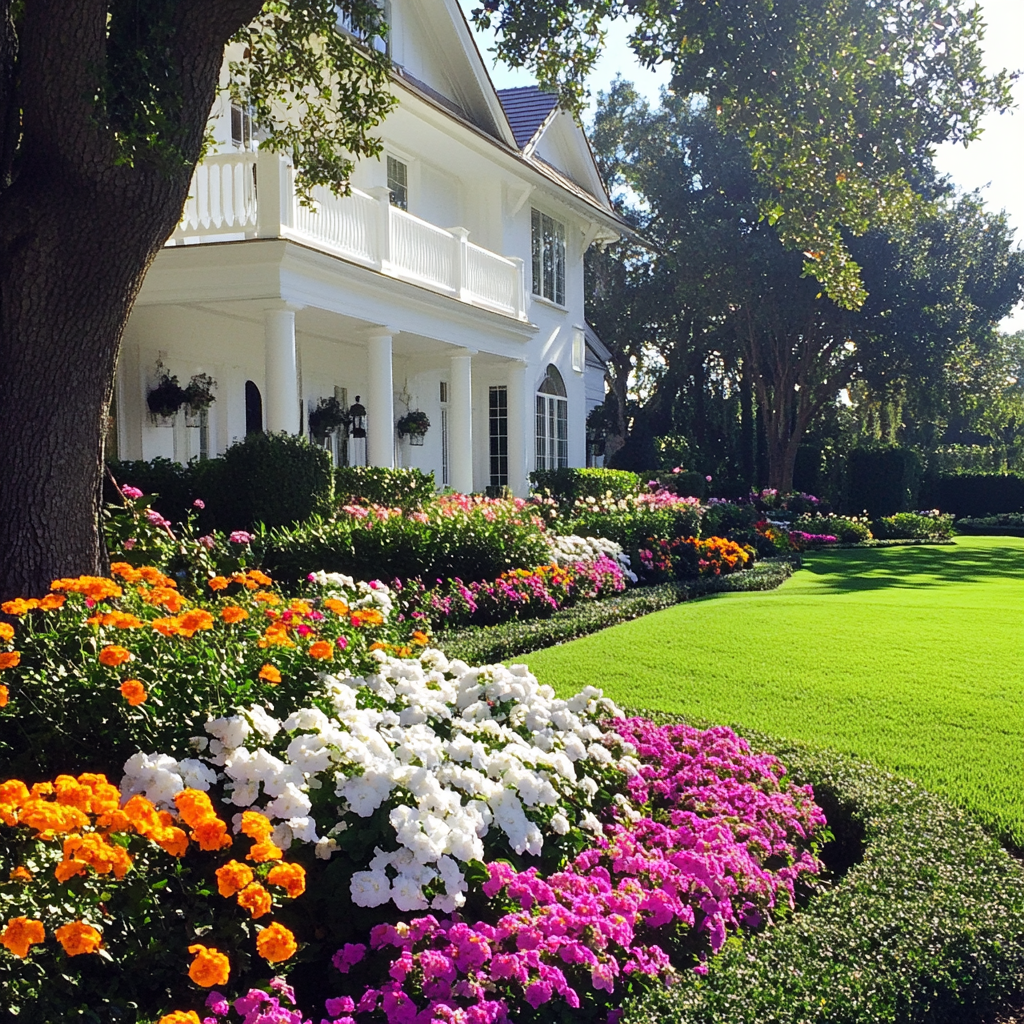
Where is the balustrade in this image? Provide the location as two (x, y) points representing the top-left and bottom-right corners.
(171, 152), (525, 320)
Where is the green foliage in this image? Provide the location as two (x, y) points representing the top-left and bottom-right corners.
(476, 0), (1013, 308)
(650, 471), (707, 500)
(529, 468), (641, 507)
(955, 513), (1024, 537)
(438, 561), (795, 665)
(335, 466), (437, 511)
(700, 502), (759, 545)
(258, 498), (551, 586)
(791, 513), (872, 544)
(206, 432), (335, 531)
(846, 446), (922, 517)
(559, 493), (702, 550)
(107, 458), (198, 525)
(622, 738), (1024, 1024)
(926, 473), (1024, 518)
(873, 512), (954, 541)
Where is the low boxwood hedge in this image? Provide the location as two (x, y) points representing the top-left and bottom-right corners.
(437, 559), (796, 664)
(622, 731), (1024, 1024)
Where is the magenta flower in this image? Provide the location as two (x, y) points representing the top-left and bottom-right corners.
(121, 485), (144, 500)
(193, 498), (206, 509)
(228, 530), (253, 545)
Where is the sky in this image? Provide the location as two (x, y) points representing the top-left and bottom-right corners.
(461, 0), (1024, 332)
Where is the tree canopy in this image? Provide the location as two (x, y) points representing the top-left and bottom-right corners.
(474, 0), (1015, 308)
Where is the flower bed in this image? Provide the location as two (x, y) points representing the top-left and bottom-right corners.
(0, 565), (826, 1023)
(558, 491), (702, 550)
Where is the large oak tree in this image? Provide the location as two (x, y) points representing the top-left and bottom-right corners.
(0, 0), (1012, 598)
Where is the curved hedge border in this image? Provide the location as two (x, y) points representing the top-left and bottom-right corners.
(438, 559), (796, 664)
(622, 727), (1024, 1024)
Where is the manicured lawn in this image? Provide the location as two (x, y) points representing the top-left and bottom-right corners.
(522, 536), (1024, 845)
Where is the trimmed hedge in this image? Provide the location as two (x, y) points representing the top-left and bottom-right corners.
(622, 735), (1024, 1024)
(106, 457), (197, 524)
(924, 473), (1024, 518)
(956, 513), (1024, 537)
(335, 466), (436, 510)
(529, 468), (642, 505)
(437, 560), (796, 664)
(846, 445), (922, 517)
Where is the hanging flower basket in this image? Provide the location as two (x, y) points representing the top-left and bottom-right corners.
(309, 396), (347, 441)
(147, 372), (188, 424)
(183, 373), (217, 427)
(396, 410), (430, 444)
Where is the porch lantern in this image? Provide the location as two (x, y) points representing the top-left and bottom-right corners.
(348, 396), (367, 438)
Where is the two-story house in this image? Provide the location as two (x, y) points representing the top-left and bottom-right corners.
(111, 0), (625, 495)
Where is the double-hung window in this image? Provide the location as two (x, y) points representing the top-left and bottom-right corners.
(531, 209), (565, 305)
(387, 156), (408, 210)
(489, 386), (508, 487)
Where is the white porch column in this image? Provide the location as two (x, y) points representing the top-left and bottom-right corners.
(506, 360), (529, 497)
(264, 307), (300, 434)
(366, 331), (395, 468)
(449, 352), (474, 493)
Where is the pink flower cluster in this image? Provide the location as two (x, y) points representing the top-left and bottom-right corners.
(202, 979), (312, 1024)
(323, 719), (826, 1024)
(787, 531), (838, 549)
(393, 556), (626, 629)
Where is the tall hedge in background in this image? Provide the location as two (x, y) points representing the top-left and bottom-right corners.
(530, 468), (642, 505)
(925, 474), (1024, 518)
(846, 446), (921, 517)
(204, 432), (334, 530)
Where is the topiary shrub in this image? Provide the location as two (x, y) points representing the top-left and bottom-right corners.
(846, 445), (922, 517)
(204, 432), (334, 530)
(530, 468), (642, 507)
(335, 466), (436, 510)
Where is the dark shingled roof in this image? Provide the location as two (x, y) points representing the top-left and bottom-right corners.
(497, 86), (559, 150)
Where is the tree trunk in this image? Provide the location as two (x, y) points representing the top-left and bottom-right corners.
(739, 356), (755, 487)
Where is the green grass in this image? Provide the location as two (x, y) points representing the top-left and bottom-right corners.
(521, 535), (1024, 845)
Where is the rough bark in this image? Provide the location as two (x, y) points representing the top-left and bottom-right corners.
(0, 0), (262, 600)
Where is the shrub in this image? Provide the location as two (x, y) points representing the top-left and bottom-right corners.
(107, 457), (198, 525)
(791, 512), (872, 543)
(846, 445), (922, 517)
(205, 433), (334, 530)
(621, 736), (1024, 1024)
(701, 500), (760, 544)
(259, 495), (552, 585)
(636, 536), (753, 582)
(955, 512), (1024, 536)
(926, 473), (1024, 518)
(560, 490), (702, 549)
(647, 470), (708, 500)
(335, 466), (436, 511)
(529, 468), (642, 507)
(873, 511), (954, 540)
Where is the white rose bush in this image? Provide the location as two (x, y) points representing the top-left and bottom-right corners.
(0, 563), (828, 1024)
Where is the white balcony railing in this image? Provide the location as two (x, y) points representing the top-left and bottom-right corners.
(170, 151), (527, 321)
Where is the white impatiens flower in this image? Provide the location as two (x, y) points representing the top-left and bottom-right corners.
(129, 609), (643, 914)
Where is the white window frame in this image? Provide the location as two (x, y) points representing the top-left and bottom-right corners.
(535, 365), (568, 470)
(572, 326), (586, 374)
(531, 208), (566, 306)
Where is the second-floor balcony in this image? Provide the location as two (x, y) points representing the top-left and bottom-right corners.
(169, 151), (528, 321)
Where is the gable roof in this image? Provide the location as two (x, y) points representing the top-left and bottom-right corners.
(496, 87), (559, 149)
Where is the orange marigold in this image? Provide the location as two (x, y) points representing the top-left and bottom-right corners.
(120, 679), (147, 706)
(256, 922), (297, 964)
(176, 609), (214, 637)
(240, 810), (273, 841)
(151, 825), (189, 858)
(288, 600), (313, 615)
(19, 800), (89, 838)
(39, 593), (66, 611)
(51, 576), (122, 601)
(173, 789), (216, 827)
(187, 944), (230, 987)
(0, 651), (21, 670)
(0, 623), (14, 642)
(267, 862), (306, 899)
(139, 586), (185, 612)
(236, 882), (272, 918)
(158, 1013), (201, 1024)
(1, 599), (36, 616)
(254, 591), (280, 606)
(215, 860), (254, 898)
(208, 576), (230, 591)
(59, 832), (133, 880)
(99, 645), (131, 667)
(221, 606), (249, 624)
(0, 685), (7, 707)
(248, 569), (273, 586)
(9, 866), (32, 882)
(247, 839), (284, 863)
(191, 818), (232, 852)
(351, 608), (383, 627)
(411, 630), (430, 646)
(323, 598), (349, 616)
(308, 640), (333, 660)
(1, 916), (45, 958)
(151, 616), (182, 637)
(258, 664), (282, 684)
(55, 921), (103, 956)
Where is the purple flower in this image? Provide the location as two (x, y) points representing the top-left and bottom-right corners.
(121, 485), (144, 500)
(705, 474), (713, 482)
(332, 944), (366, 975)
(198, 534), (216, 550)
(229, 530), (254, 545)
(145, 508), (171, 528)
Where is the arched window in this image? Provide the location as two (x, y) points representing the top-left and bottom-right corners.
(536, 365), (568, 470)
(245, 380), (263, 435)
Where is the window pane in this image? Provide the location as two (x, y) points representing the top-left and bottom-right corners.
(531, 209), (543, 297)
(489, 386), (508, 486)
(542, 214), (555, 301)
(387, 156), (408, 210)
(535, 394), (546, 470)
(556, 398), (568, 468)
(554, 219), (565, 306)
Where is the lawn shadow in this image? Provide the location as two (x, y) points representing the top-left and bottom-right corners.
(799, 542), (1024, 594)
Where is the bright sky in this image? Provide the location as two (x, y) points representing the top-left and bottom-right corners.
(462, 0), (1024, 332)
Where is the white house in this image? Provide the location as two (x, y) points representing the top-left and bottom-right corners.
(113, 0), (625, 496)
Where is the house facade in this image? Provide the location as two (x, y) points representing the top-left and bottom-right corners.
(113, 0), (624, 496)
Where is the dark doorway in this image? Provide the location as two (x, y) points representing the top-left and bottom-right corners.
(245, 381), (263, 435)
